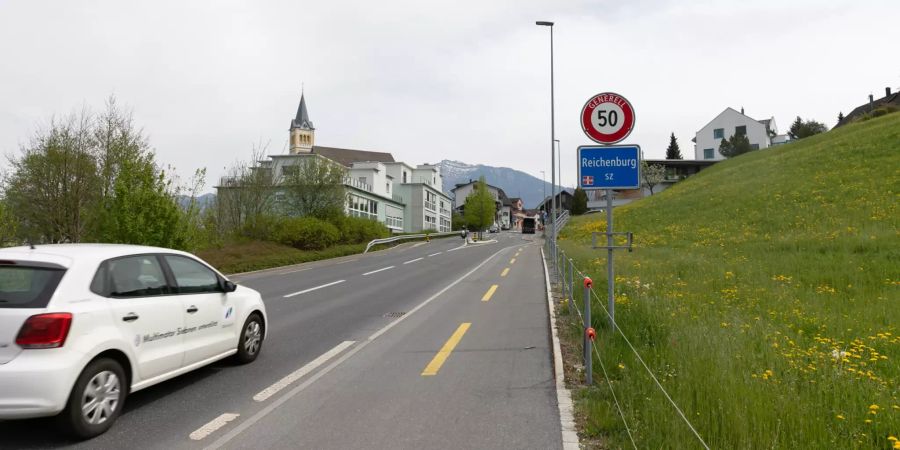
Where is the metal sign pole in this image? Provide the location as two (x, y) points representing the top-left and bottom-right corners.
(606, 189), (615, 328)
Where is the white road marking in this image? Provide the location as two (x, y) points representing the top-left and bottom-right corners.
(278, 267), (313, 274)
(253, 341), (356, 402)
(190, 413), (240, 441)
(447, 245), (466, 252)
(403, 257), (424, 264)
(205, 245), (513, 450)
(428, 252), (442, 257)
(283, 280), (346, 298)
(363, 266), (395, 276)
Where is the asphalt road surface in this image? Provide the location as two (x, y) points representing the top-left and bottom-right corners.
(1, 232), (562, 450)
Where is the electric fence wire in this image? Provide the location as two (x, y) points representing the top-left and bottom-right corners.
(559, 252), (711, 450)
(565, 280), (638, 450)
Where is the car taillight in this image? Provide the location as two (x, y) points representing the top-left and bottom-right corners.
(15, 313), (73, 349)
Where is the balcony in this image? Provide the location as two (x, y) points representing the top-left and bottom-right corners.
(344, 177), (372, 193)
(424, 201), (437, 212)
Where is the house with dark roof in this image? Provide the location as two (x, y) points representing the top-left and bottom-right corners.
(836, 87), (899, 127)
(217, 92), (451, 233)
(450, 180), (509, 229)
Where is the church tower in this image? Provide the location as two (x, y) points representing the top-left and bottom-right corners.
(289, 92), (315, 154)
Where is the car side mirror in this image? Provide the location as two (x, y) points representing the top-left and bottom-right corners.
(222, 280), (238, 293)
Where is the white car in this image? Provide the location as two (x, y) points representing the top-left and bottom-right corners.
(0, 244), (267, 438)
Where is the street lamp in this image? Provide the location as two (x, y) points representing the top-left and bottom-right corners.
(540, 170), (546, 213)
(555, 139), (561, 215)
(536, 20), (556, 267)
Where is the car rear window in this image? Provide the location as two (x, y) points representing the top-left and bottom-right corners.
(0, 263), (66, 308)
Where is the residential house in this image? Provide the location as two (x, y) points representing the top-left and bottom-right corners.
(693, 107), (790, 160)
(836, 87), (899, 127)
(537, 189), (574, 215)
(451, 180), (508, 228)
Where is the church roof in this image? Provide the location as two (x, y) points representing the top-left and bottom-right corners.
(312, 146), (395, 167)
(291, 93), (314, 130)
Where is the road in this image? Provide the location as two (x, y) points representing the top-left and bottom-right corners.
(1, 232), (562, 450)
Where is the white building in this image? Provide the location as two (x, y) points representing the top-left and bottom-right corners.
(693, 107), (790, 160)
(217, 93), (451, 234)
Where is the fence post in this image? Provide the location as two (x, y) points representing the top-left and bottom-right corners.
(569, 258), (574, 304)
(583, 277), (593, 385)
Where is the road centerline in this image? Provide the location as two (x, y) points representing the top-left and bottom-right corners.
(501, 268), (510, 277)
(421, 323), (471, 376)
(510, 258), (517, 264)
(363, 266), (395, 276)
(404, 257), (424, 264)
(428, 252), (442, 257)
(283, 280), (346, 298)
(253, 341), (356, 402)
(481, 284), (499, 302)
(190, 413), (240, 441)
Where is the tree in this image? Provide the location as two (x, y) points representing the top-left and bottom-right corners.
(4, 109), (101, 243)
(0, 196), (18, 247)
(571, 188), (588, 214)
(216, 142), (278, 233)
(719, 133), (754, 158)
(281, 155), (347, 220)
(463, 176), (495, 233)
(451, 211), (465, 231)
(837, 111), (844, 125)
(3, 96), (202, 249)
(665, 132), (683, 159)
(788, 116), (828, 139)
(640, 162), (666, 195)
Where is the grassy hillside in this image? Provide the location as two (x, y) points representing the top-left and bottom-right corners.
(557, 113), (899, 448)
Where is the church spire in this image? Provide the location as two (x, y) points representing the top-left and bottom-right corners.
(292, 92), (314, 130)
(289, 90), (315, 154)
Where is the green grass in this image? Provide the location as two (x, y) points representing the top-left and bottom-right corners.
(556, 112), (900, 448)
(197, 240), (367, 274)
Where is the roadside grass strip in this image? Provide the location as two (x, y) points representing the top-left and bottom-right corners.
(253, 341), (356, 402)
(422, 323), (471, 376)
(283, 280), (346, 298)
(481, 284), (499, 302)
(190, 413), (240, 440)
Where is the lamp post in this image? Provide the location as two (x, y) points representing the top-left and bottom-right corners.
(536, 20), (556, 269)
(555, 139), (561, 214)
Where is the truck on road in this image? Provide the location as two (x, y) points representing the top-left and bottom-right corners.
(522, 217), (536, 234)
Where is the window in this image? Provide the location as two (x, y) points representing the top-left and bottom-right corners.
(0, 264), (65, 308)
(751, 143), (759, 150)
(358, 177), (367, 185)
(713, 128), (724, 139)
(106, 255), (170, 297)
(402, 172), (407, 183)
(282, 165), (298, 176)
(164, 255), (220, 294)
(703, 148), (715, 159)
(735, 125), (747, 136)
(386, 182), (390, 193)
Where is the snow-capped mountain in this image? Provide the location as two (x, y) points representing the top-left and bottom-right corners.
(436, 160), (567, 209)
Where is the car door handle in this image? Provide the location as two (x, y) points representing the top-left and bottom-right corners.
(122, 313), (139, 322)
(186, 305), (199, 314)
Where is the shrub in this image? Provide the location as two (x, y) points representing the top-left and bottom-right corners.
(331, 216), (390, 244)
(240, 214), (286, 241)
(275, 217), (340, 250)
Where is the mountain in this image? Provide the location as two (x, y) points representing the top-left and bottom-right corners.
(176, 192), (216, 212)
(437, 160), (567, 209)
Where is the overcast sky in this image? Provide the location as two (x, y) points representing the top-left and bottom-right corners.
(1, 0), (897, 191)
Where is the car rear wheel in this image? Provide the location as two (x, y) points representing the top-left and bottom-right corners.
(234, 313), (264, 364)
(58, 357), (127, 439)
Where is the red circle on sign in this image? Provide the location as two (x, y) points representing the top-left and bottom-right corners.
(580, 92), (635, 144)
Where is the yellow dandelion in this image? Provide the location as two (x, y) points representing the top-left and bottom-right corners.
(618, 363), (625, 370)
(889, 436), (898, 442)
(864, 419), (872, 424)
(836, 414), (844, 420)
(869, 404), (879, 410)
(893, 441), (900, 450)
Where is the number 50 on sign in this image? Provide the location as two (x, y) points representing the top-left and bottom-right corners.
(580, 92), (636, 145)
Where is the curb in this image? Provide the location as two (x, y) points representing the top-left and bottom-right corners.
(542, 246), (581, 449)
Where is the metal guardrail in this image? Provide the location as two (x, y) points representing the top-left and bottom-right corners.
(555, 210), (570, 231)
(364, 231), (460, 253)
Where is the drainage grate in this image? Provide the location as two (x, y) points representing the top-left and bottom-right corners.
(383, 312), (406, 318)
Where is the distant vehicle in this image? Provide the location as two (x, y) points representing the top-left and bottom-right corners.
(489, 224), (499, 233)
(522, 217), (536, 234)
(0, 244), (267, 439)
